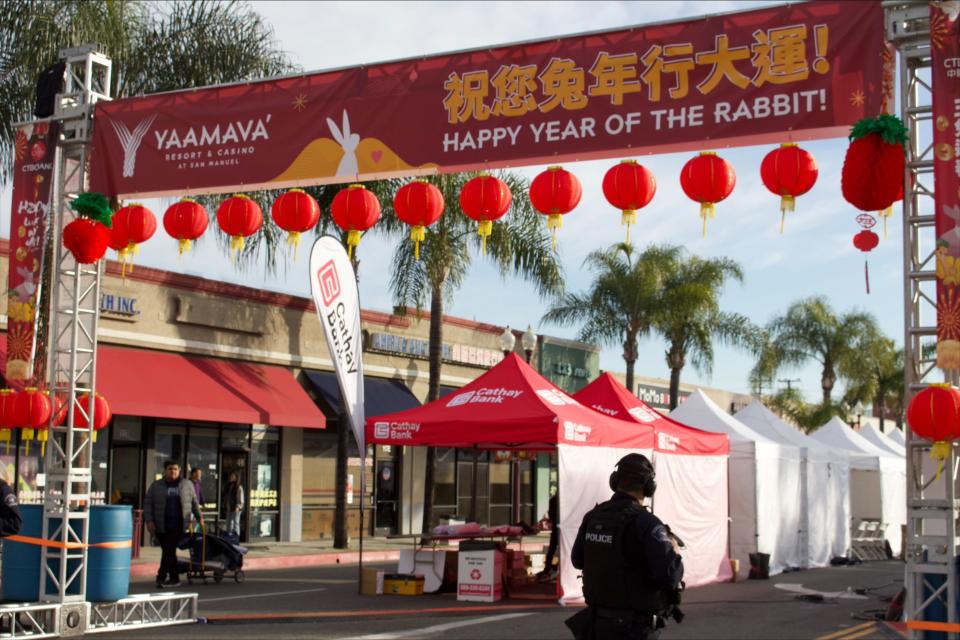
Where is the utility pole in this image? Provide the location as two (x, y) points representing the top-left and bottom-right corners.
(778, 378), (801, 392)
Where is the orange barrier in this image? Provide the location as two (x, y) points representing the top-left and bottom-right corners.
(907, 620), (960, 633)
(6, 535), (131, 550)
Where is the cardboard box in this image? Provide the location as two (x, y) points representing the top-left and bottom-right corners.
(383, 574), (424, 596)
(457, 548), (504, 603)
(360, 568), (384, 595)
(729, 559), (740, 582)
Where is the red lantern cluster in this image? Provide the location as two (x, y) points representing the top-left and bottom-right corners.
(217, 194), (263, 254)
(680, 152), (736, 237)
(460, 174), (512, 254)
(530, 166), (582, 248)
(330, 184), (381, 257)
(164, 199), (209, 255)
(109, 204), (157, 272)
(63, 219), (111, 264)
(394, 180), (444, 260)
(13, 388), (51, 455)
(760, 143), (818, 233)
(602, 160), (656, 243)
(271, 189), (321, 256)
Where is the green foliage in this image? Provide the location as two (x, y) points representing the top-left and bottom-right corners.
(69, 192), (113, 227)
(848, 114), (909, 148)
(764, 388), (849, 434)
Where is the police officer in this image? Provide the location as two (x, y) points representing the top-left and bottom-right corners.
(0, 478), (22, 538)
(568, 453), (683, 640)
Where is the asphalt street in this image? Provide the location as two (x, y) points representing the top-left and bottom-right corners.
(112, 561), (906, 639)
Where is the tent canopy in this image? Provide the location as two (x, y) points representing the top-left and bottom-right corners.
(859, 423), (906, 457)
(573, 373), (728, 455)
(810, 417), (899, 469)
(365, 353), (654, 450)
(735, 400), (826, 451)
(669, 390), (780, 445)
(888, 428), (907, 447)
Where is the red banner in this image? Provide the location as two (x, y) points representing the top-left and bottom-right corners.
(90, 1), (888, 199)
(7, 121), (58, 386)
(934, 4), (960, 370)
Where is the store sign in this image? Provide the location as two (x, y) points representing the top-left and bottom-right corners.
(249, 489), (278, 509)
(100, 291), (140, 318)
(367, 332), (503, 368)
(637, 384), (689, 410)
(552, 362), (590, 379)
(89, 2), (886, 199)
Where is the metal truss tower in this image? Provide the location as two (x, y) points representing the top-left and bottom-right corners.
(886, 1), (959, 636)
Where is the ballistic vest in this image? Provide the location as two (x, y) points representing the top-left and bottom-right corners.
(581, 499), (669, 613)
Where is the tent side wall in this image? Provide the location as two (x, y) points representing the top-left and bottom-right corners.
(728, 442), (758, 580)
(557, 444), (654, 605)
(652, 452), (732, 587)
(754, 441), (803, 575)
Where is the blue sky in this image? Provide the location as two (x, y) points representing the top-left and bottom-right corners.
(2, 1), (906, 401)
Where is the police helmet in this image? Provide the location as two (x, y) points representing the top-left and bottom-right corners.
(609, 453), (656, 497)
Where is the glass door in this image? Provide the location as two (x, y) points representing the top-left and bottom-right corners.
(110, 445), (142, 508)
(220, 450), (249, 542)
(374, 445), (399, 535)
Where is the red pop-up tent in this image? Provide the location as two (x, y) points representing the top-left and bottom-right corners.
(366, 354), (654, 604)
(573, 373), (732, 586)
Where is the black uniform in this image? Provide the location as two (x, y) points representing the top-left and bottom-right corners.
(0, 480), (22, 538)
(570, 491), (683, 640)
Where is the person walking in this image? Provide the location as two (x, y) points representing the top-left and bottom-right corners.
(222, 471), (244, 536)
(567, 454), (684, 640)
(144, 460), (200, 589)
(190, 467), (205, 510)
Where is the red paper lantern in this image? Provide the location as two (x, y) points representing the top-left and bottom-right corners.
(0, 390), (14, 454)
(602, 160), (656, 243)
(74, 393), (112, 442)
(13, 388), (51, 455)
(163, 198), (209, 255)
(907, 384), (960, 474)
(841, 114), (907, 213)
(459, 174), (512, 254)
(110, 204), (157, 272)
(853, 230), (880, 252)
(271, 189), (321, 254)
(680, 152), (736, 237)
(63, 218), (110, 264)
(394, 180), (444, 260)
(530, 166), (582, 248)
(760, 143), (818, 233)
(330, 184), (381, 257)
(217, 194), (263, 253)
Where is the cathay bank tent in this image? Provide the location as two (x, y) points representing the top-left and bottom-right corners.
(860, 423), (907, 458)
(365, 354), (655, 604)
(573, 373), (731, 587)
(734, 401), (851, 566)
(671, 390), (803, 578)
(810, 417), (906, 555)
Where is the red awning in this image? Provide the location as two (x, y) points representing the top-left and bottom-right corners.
(0, 336), (325, 429)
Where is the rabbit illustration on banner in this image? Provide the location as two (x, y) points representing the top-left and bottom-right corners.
(327, 110), (360, 178)
(12, 267), (37, 300)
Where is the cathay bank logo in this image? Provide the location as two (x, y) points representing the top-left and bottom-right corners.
(110, 114), (156, 178)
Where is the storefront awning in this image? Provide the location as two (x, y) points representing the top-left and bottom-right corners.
(304, 372), (420, 418)
(0, 335), (325, 429)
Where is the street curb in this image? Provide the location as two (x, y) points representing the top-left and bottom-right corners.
(129, 550), (402, 578)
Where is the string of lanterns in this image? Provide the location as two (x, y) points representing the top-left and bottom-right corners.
(0, 389), (111, 455)
(60, 115), (908, 275)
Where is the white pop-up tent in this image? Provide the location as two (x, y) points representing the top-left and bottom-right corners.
(671, 390), (803, 577)
(734, 400), (851, 566)
(887, 428), (907, 448)
(810, 417), (906, 555)
(860, 423), (907, 457)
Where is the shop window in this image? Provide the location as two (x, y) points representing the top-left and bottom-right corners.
(222, 425), (250, 451)
(489, 458), (512, 526)
(187, 427), (219, 513)
(249, 426), (279, 540)
(457, 451), (489, 524)
(111, 416), (142, 443)
(16, 434), (43, 504)
(153, 426), (186, 482)
(91, 424), (110, 504)
(0, 441), (15, 488)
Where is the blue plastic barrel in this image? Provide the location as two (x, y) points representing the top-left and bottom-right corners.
(87, 505), (132, 602)
(1, 504), (42, 601)
(1, 504), (132, 603)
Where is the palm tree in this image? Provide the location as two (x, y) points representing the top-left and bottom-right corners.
(755, 296), (881, 405)
(1, 0), (292, 183)
(843, 338), (905, 432)
(542, 243), (681, 393)
(388, 171), (563, 532)
(653, 254), (751, 410)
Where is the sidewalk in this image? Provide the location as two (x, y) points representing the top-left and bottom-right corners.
(130, 533), (552, 578)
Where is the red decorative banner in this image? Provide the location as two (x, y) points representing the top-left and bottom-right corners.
(90, 1), (887, 199)
(934, 4), (960, 371)
(7, 121), (58, 386)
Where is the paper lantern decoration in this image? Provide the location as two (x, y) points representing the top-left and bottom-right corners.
(74, 393), (112, 442)
(13, 388), (51, 455)
(459, 174), (512, 254)
(602, 160), (656, 243)
(853, 230), (880, 253)
(760, 144), (818, 233)
(0, 390), (14, 454)
(217, 194), (263, 254)
(63, 218), (111, 264)
(330, 184), (381, 257)
(271, 189), (321, 255)
(680, 152), (736, 237)
(163, 198), (209, 255)
(110, 204), (157, 273)
(529, 166), (582, 248)
(841, 114), (908, 213)
(394, 180), (444, 260)
(907, 384), (960, 478)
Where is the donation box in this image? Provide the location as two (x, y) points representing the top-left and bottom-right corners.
(457, 541), (503, 603)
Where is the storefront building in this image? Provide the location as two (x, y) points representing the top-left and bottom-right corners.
(0, 240), (751, 542)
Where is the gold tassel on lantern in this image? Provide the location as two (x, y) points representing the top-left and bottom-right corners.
(287, 231), (302, 261)
(881, 206), (893, 238)
(621, 209), (636, 244)
(347, 230), (362, 258)
(410, 225), (426, 261)
(700, 202), (715, 238)
(477, 220), (493, 255)
(932, 440), (951, 481)
(547, 214), (563, 250)
(22, 427), (33, 456)
(0, 429), (9, 455)
(230, 235), (245, 255)
(178, 239), (192, 256)
(37, 429), (47, 456)
(779, 195), (795, 235)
